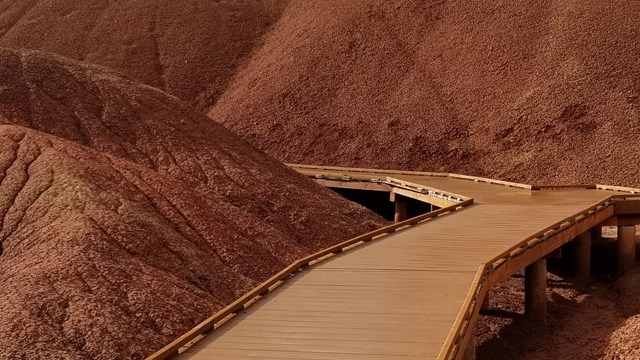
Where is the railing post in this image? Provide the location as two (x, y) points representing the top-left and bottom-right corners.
(525, 258), (547, 325)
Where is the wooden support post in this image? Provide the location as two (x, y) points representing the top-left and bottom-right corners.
(548, 247), (562, 259)
(574, 231), (591, 284)
(591, 226), (602, 242)
(525, 258), (547, 324)
(462, 332), (476, 360)
(480, 290), (490, 312)
(394, 196), (408, 223)
(617, 225), (636, 276)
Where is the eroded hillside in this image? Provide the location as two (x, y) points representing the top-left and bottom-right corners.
(0, 48), (386, 359)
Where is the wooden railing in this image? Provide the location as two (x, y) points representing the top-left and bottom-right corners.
(307, 171), (471, 203)
(148, 164), (640, 360)
(287, 163), (448, 177)
(289, 163), (534, 190)
(147, 198), (474, 360)
(448, 173), (533, 189)
(596, 184), (640, 194)
(438, 193), (640, 360)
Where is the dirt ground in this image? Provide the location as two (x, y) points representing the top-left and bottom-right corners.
(208, 0), (640, 188)
(477, 233), (640, 360)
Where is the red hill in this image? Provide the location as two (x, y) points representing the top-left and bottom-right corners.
(0, 48), (385, 359)
(209, 0), (640, 186)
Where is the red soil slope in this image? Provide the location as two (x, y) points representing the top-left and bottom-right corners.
(4, 1), (638, 187)
(209, 0), (640, 186)
(2, 1), (639, 358)
(0, 0), (287, 110)
(0, 48), (386, 359)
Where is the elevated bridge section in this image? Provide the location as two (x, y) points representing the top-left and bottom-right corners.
(149, 165), (640, 360)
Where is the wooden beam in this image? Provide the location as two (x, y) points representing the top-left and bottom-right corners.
(599, 215), (640, 226)
(391, 187), (455, 208)
(591, 226), (602, 242)
(461, 332), (476, 360)
(615, 200), (640, 215)
(313, 178), (392, 192)
(548, 247), (562, 259)
(525, 258), (547, 325)
(618, 215), (640, 226)
(617, 225), (636, 276)
(489, 205), (614, 286)
(574, 231), (591, 284)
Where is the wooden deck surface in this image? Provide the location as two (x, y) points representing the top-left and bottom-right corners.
(175, 167), (624, 360)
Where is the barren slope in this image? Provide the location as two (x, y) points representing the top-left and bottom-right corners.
(5, 0), (638, 187)
(210, 0), (640, 186)
(0, 0), (287, 110)
(0, 48), (386, 359)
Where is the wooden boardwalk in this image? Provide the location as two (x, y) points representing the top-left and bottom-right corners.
(152, 165), (639, 360)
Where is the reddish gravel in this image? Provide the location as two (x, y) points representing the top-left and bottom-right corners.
(209, 0), (640, 187)
(0, 48), (386, 359)
(0, 0), (287, 110)
(3, 1), (638, 187)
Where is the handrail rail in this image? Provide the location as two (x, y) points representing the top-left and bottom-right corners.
(289, 164), (640, 193)
(487, 198), (614, 270)
(147, 198), (474, 360)
(385, 177), (470, 202)
(437, 264), (487, 360)
(286, 163), (449, 177)
(531, 184), (597, 190)
(447, 173), (533, 190)
(290, 163), (536, 190)
(596, 184), (640, 193)
(289, 163), (534, 189)
(308, 171), (471, 203)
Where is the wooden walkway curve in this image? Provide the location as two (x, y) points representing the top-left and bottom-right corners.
(149, 165), (640, 360)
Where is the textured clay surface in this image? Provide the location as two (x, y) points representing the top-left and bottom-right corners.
(0, 48), (386, 359)
(2, 1), (638, 186)
(0, 0), (287, 111)
(208, 0), (640, 187)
